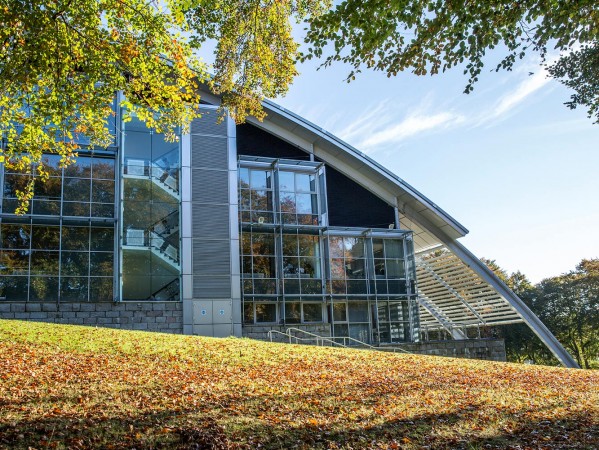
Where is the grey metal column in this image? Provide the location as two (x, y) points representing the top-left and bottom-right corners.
(181, 131), (193, 334)
(187, 106), (236, 337)
(227, 116), (242, 337)
(402, 203), (580, 368)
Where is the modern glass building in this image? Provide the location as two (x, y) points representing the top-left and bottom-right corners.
(0, 97), (579, 367)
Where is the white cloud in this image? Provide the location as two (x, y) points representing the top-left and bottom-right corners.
(332, 94), (466, 152)
(490, 71), (551, 119)
(358, 111), (465, 149)
(335, 99), (393, 143)
(475, 54), (562, 126)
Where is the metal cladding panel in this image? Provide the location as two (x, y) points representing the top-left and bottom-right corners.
(193, 276), (231, 298)
(191, 135), (228, 169)
(193, 239), (231, 275)
(191, 112), (227, 136)
(190, 119), (234, 300)
(192, 204), (230, 238)
(191, 168), (229, 204)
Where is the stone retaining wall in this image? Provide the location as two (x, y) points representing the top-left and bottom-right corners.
(397, 338), (506, 362)
(0, 302), (183, 333)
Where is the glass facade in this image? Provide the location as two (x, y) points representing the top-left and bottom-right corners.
(0, 152), (116, 302)
(0, 106), (182, 303)
(239, 156), (419, 344)
(120, 116), (181, 301)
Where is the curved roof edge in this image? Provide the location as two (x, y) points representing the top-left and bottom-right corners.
(260, 99), (469, 238)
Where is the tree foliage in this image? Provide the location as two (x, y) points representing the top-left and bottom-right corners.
(302, 0), (599, 121)
(0, 0), (328, 213)
(485, 258), (599, 369)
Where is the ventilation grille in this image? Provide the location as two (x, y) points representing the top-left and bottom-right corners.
(192, 204), (230, 239)
(191, 111), (227, 136)
(193, 276), (231, 298)
(191, 168), (229, 204)
(191, 135), (228, 170)
(193, 239), (231, 275)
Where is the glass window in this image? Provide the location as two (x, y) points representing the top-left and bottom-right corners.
(0, 276), (29, 300)
(348, 302), (369, 322)
(278, 171), (294, 191)
(295, 174), (313, 193)
(279, 192), (295, 212)
(64, 156), (92, 178)
(29, 277), (59, 301)
(372, 239), (384, 258)
(333, 302), (347, 322)
(62, 227), (89, 250)
(91, 228), (114, 251)
(243, 302), (254, 323)
(385, 240), (404, 258)
(239, 168), (250, 188)
(303, 303), (323, 322)
(33, 177), (61, 200)
(92, 180), (115, 203)
(39, 154), (63, 177)
(255, 303), (277, 323)
(92, 158), (115, 180)
(29, 251), (59, 275)
(60, 277), (89, 301)
(285, 302), (301, 323)
(89, 278), (113, 301)
(296, 194), (315, 215)
(31, 226), (60, 250)
(250, 170), (270, 189)
(1, 224), (30, 249)
(121, 122), (181, 301)
(0, 250), (30, 273)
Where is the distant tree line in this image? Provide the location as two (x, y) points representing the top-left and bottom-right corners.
(483, 259), (599, 369)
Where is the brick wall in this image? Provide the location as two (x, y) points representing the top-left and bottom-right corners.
(0, 302), (183, 333)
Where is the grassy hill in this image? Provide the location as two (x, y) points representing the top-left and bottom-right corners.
(0, 320), (597, 449)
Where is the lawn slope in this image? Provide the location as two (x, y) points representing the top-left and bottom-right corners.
(0, 320), (597, 449)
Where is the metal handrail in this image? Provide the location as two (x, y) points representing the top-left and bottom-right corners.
(284, 327), (411, 354)
(267, 329), (345, 347)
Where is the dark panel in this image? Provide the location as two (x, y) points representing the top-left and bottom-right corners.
(236, 123), (311, 160)
(326, 166), (395, 228)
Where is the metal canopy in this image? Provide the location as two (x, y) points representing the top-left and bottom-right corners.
(416, 246), (522, 336)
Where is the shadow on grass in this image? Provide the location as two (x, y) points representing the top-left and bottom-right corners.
(1, 406), (596, 450)
(0, 410), (230, 450)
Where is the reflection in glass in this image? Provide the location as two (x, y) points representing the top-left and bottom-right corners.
(303, 303), (323, 322)
(29, 251), (59, 275)
(255, 303), (276, 322)
(61, 252), (89, 276)
(60, 277), (89, 301)
(285, 302), (301, 323)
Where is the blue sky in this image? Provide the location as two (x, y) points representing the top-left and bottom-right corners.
(197, 37), (599, 283)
